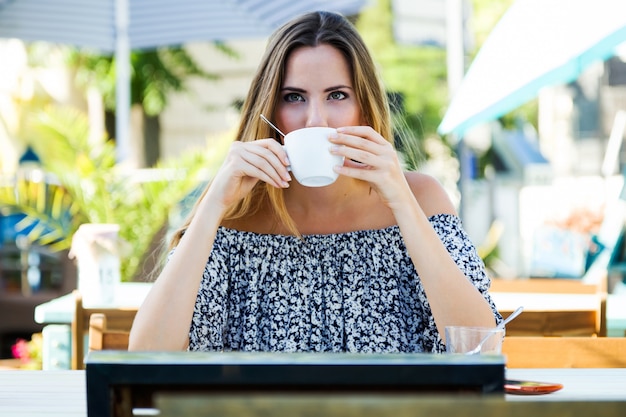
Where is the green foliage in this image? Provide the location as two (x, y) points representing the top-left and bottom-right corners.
(356, 0), (537, 149)
(357, 0), (448, 139)
(354, 0), (449, 170)
(67, 44), (238, 116)
(0, 106), (229, 280)
(0, 176), (84, 251)
(2, 40), (239, 280)
(471, 0), (514, 50)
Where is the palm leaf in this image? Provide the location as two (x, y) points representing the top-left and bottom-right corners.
(3, 105), (229, 280)
(1, 177), (85, 251)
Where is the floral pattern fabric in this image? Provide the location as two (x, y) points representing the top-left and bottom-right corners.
(187, 213), (501, 353)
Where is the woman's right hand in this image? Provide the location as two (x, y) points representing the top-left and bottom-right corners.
(207, 138), (291, 210)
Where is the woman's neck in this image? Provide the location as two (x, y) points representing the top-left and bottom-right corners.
(283, 178), (394, 234)
(223, 178), (396, 235)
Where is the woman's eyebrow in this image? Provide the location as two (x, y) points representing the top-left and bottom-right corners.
(281, 86), (306, 93)
(324, 84), (353, 92)
(281, 85), (353, 93)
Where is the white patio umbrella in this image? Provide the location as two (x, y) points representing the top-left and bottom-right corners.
(438, 0), (626, 137)
(0, 0), (366, 162)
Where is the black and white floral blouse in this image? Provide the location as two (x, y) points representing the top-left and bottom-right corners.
(186, 213), (501, 353)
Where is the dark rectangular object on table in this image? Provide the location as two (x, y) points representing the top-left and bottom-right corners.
(85, 350), (505, 417)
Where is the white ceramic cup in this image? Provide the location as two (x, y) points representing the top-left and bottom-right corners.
(444, 326), (505, 355)
(282, 127), (344, 187)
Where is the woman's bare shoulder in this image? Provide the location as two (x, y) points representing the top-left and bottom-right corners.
(404, 171), (457, 218)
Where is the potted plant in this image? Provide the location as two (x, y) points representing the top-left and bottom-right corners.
(0, 105), (229, 281)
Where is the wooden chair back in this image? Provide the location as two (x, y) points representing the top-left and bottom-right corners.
(503, 336), (626, 368)
(71, 290), (138, 369)
(88, 313), (130, 351)
(491, 278), (607, 337)
(491, 277), (604, 294)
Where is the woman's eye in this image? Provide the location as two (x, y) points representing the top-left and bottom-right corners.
(284, 93), (304, 102)
(329, 91), (347, 100)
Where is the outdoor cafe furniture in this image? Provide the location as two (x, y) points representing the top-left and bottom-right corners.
(2, 355), (626, 417)
(155, 389), (626, 417)
(31, 276), (626, 370)
(33, 282), (151, 369)
(490, 277), (607, 336)
(88, 313), (131, 352)
(84, 351), (506, 416)
(502, 336), (626, 368)
(71, 290), (138, 370)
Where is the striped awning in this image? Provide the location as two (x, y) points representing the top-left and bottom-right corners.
(0, 0), (367, 52)
(0, 0), (367, 162)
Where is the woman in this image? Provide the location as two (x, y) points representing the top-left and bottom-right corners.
(129, 10), (501, 353)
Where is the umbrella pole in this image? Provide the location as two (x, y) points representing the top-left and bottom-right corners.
(445, 0), (465, 97)
(445, 0), (468, 221)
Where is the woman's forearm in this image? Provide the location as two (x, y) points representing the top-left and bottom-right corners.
(128, 196), (224, 351)
(393, 198), (497, 340)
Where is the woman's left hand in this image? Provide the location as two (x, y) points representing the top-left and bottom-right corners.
(329, 126), (411, 209)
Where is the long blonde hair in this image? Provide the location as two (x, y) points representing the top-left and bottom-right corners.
(169, 11), (394, 250)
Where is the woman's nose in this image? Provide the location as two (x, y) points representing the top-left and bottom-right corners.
(305, 103), (328, 128)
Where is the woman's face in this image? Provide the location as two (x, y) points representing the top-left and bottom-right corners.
(275, 44), (362, 134)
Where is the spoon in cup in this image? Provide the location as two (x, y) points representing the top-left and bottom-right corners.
(466, 305), (524, 355)
(260, 114), (285, 137)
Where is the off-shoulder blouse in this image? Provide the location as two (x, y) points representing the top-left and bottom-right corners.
(186, 214), (501, 353)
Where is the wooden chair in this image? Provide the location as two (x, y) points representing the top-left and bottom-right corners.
(88, 313), (130, 351)
(503, 336), (626, 368)
(491, 278), (607, 337)
(71, 290), (138, 369)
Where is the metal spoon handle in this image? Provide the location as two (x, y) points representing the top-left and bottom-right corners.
(466, 305), (524, 355)
(260, 114), (285, 137)
(499, 305), (524, 329)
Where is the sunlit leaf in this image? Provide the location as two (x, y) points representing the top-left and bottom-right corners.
(1, 104), (227, 279)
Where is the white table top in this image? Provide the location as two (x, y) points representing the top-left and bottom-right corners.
(1, 368), (625, 417)
(0, 370), (86, 417)
(491, 292), (602, 311)
(506, 368), (626, 401)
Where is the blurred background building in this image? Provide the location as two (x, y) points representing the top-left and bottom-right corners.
(2, 0), (626, 359)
